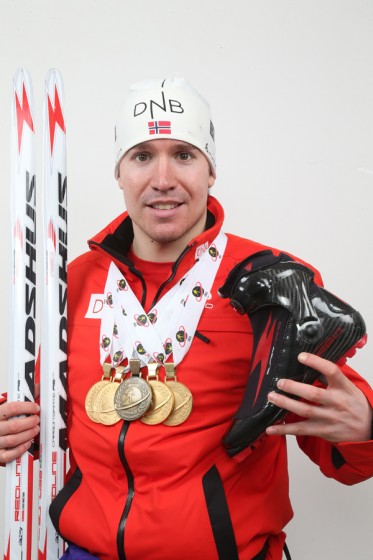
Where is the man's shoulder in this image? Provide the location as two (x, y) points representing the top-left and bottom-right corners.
(68, 250), (100, 269)
(224, 232), (280, 261)
(68, 249), (112, 278)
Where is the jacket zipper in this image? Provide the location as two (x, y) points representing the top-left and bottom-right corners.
(149, 243), (194, 308)
(116, 422), (133, 560)
(96, 241), (195, 558)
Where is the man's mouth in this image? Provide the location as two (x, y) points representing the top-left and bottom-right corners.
(150, 203), (180, 210)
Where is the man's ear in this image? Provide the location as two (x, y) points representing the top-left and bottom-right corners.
(117, 171), (124, 190)
(208, 170), (215, 189)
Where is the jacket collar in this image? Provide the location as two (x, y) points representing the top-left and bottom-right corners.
(88, 195), (225, 273)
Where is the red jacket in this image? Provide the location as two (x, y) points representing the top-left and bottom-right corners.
(50, 196), (373, 560)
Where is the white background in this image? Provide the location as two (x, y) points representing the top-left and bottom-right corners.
(0, 1), (372, 559)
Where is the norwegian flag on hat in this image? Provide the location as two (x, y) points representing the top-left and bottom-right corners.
(148, 121), (172, 135)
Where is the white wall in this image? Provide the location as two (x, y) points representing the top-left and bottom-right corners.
(0, 1), (372, 558)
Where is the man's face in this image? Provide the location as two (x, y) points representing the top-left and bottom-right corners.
(117, 139), (215, 259)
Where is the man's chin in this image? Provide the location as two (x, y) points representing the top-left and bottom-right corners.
(149, 233), (184, 245)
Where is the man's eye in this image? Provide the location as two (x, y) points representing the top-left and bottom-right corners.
(178, 152), (192, 161)
(135, 153), (149, 162)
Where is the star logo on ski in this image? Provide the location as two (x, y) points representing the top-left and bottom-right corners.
(15, 82), (34, 154)
(48, 84), (66, 156)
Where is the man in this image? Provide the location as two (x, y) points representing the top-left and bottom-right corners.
(1, 76), (373, 560)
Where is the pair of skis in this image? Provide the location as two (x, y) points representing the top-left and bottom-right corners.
(4, 68), (68, 560)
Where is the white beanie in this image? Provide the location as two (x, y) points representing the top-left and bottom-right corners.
(114, 75), (216, 178)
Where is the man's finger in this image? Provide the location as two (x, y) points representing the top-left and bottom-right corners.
(0, 440), (34, 465)
(0, 401), (40, 421)
(0, 423), (40, 450)
(298, 352), (350, 387)
(268, 389), (324, 416)
(275, 378), (326, 404)
(0, 414), (40, 437)
(266, 419), (320, 439)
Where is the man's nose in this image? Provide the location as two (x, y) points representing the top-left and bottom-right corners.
(151, 156), (176, 190)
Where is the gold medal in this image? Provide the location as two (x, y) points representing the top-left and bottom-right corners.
(163, 363), (193, 426)
(94, 370), (123, 426)
(85, 364), (112, 423)
(114, 359), (152, 421)
(140, 363), (174, 425)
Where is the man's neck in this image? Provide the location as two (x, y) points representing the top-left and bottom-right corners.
(131, 236), (186, 263)
(131, 218), (208, 263)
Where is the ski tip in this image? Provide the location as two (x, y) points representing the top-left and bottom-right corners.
(12, 67), (35, 155)
(13, 67), (34, 97)
(45, 69), (66, 110)
(45, 68), (65, 86)
(14, 66), (32, 80)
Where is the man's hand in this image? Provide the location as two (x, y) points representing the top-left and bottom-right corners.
(0, 384), (40, 464)
(266, 353), (373, 443)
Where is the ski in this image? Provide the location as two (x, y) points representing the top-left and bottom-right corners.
(4, 68), (36, 560)
(38, 68), (68, 560)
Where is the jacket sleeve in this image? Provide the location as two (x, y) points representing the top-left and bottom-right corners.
(295, 363), (373, 485)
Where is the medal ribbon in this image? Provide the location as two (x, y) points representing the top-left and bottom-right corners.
(99, 232), (227, 368)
